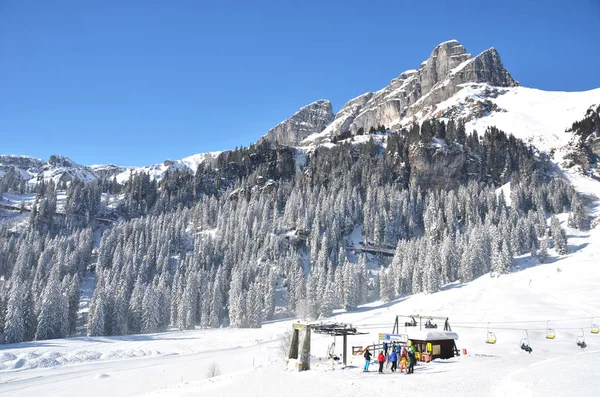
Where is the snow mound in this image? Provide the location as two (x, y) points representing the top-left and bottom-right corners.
(1, 348), (161, 371)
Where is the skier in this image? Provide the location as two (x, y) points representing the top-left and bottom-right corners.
(382, 341), (388, 358)
(363, 348), (372, 372)
(378, 351), (385, 373)
(407, 347), (416, 374)
(520, 342), (532, 353)
(389, 349), (398, 372)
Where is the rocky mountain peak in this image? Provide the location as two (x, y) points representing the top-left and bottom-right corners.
(262, 99), (334, 146)
(420, 40), (472, 93)
(302, 40), (518, 145)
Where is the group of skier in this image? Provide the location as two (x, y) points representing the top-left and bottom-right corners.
(363, 341), (416, 374)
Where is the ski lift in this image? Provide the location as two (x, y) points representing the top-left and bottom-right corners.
(327, 337), (339, 360)
(425, 318), (438, 329)
(591, 318), (599, 334)
(576, 329), (587, 349)
(486, 323), (497, 344)
(404, 316), (417, 327)
(546, 321), (556, 339)
(520, 330), (532, 353)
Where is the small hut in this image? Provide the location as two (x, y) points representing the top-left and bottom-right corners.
(407, 330), (459, 362)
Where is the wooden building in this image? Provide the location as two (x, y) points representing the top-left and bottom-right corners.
(407, 330), (459, 362)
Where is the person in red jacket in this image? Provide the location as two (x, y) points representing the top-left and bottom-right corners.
(377, 351), (385, 373)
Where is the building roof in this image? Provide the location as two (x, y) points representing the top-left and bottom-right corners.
(407, 330), (459, 341)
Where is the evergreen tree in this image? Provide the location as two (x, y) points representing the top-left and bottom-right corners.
(538, 234), (549, 263)
(4, 285), (25, 344)
(87, 294), (105, 337)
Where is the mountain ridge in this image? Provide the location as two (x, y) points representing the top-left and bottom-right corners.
(1, 40), (599, 185)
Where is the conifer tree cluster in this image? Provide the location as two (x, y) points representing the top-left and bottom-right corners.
(0, 121), (588, 342)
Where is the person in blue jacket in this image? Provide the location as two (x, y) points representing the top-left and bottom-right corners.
(389, 349), (398, 372)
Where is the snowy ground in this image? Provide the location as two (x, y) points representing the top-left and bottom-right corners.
(2, 185), (600, 397)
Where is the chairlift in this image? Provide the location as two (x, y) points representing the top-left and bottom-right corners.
(520, 330), (532, 353)
(486, 323), (497, 344)
(327, 337), (339, 360)
(546, 321), (556, 340)
(591, 318), (599, 334)
(404, 316), (417, 327)
(576, 329), (587, 349)
(425, 318), (438, 329)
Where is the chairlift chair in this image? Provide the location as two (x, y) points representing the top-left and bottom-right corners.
(425, 318), (438, 329)
(591, 318), (599, 334)
(546, 321), (556, 340)
(404, 316), (417, 327)
(520, 330), (532, 353)
(486, 323), (497, 344)
(327, 338), (339, 360)
(576, 329), (587, 349)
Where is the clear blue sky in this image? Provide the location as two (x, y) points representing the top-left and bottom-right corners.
(1, 0), (599, 166)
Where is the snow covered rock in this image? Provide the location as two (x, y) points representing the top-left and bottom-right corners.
(303, 40), (518, 145)
(409, 142), (467, 190)
(0, 154), (98, 185)
(263, 99), (334, 146)
(562, 105), (600, 179)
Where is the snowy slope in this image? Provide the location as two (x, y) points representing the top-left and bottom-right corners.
(302, 84), (600, 153)
(426, 84), (600, 153)
(114, 151), (222, 183)
(2, 172), (599, 397)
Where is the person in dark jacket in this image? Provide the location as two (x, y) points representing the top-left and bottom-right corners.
(389, 350), (398, 372)
(382, 342), (388, 358)
(378, 351), (385, 373)
(407, 349), (416, 374)
(363, 348), (372, 372)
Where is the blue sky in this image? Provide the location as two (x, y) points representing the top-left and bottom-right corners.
(1, 0), (599, 166)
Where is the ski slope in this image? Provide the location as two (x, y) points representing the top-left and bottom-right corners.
(1, 171), (600, 397)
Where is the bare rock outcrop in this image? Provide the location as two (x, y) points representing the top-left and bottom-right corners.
(305, 40), (518, 144)
(262, 100), (334, 146)
(408, 142), (467, 190)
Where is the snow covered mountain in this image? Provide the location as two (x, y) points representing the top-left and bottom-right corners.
(0, 154), (99, 185)
(0, 151), (225, 186)
(111, 151), (224, 184)
(300, 40), (599, 152)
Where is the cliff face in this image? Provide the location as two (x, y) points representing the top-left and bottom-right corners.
(562, 105), (600, 180)
(305, 40), (518, 144)
(262, 100), (334, 146)
(408, 143), (467, 190)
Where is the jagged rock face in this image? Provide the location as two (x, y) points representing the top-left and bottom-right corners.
(91, 164), (127, 180)
(48, 155), (75, 168)
(408, 143), (467, 190)
(310, 40), (518, 143)
(263, 100), (334, 146)
(0, 155), (45, 172)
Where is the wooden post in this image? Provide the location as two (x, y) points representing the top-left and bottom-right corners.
(343, 334), (347, 366)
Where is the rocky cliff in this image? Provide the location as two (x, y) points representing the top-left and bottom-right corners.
(262, 100), (334, 146)
(304, 40), (518, 144)
(562, 105), (600, 179)
(408, 142), (467, 190)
